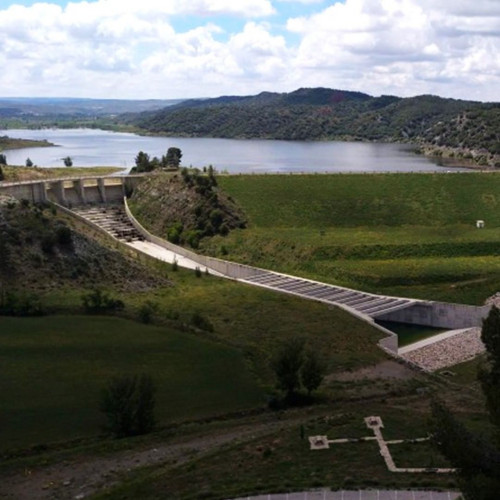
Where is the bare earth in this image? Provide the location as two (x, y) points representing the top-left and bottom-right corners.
(0, 416), (306, 500)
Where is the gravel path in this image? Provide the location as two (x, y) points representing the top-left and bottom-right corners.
(0, 419), (293, 500)
(400, 327), (485, 371)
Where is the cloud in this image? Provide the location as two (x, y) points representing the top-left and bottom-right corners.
(286, 0), (500, 101)
(0, 0), (498, 100)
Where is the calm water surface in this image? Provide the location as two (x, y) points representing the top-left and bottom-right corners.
(1, 128), (461, 173)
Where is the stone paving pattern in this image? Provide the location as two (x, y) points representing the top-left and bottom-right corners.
(243, 271), (416, 319)
(400, 328), (485, 371)
(73, 205), (144, 243)
(231, 490), (460, 500)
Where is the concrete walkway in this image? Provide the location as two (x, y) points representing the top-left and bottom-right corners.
(126, 240), (225, 277)
(310, 417), (455, 475)
(231, 490), (461, 500)
(241, 271), (417, 319)
(71, 203), (419, 321)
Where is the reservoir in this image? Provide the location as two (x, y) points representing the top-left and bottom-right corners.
(1, 128), (465, 174)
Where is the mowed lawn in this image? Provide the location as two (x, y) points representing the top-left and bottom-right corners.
(0, 315), (263, 450)
(207, 172), (500, 304)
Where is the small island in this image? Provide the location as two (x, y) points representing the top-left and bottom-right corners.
(0, 135), (55, 151)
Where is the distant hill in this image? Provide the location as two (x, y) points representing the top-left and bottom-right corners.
(124, 88), (499, 167)
(0, 97), (184, 118)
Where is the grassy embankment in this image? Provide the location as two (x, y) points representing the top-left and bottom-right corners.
(198, 172), (500, 305)
(0, 263), (387, 452)
(96, 402), (463, 499)
(1, 165), (123, 182)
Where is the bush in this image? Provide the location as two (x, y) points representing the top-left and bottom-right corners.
(82, 289), (124, 313)
(41, 233), (56, 254)
(138, 300), (159, 324)
(190, 311), (214, 332)
(0, 291), (45, 316)
(56, 226), (72, 246)
(100, 374), (156, 438)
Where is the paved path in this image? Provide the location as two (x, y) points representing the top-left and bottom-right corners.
(127, 239), (225, 276)
(72, 204), (419, 319)
(231, 490), (461, 500)
(241, 271), (417, 319)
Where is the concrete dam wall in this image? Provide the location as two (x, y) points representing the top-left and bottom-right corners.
(0, 175), (143, 206)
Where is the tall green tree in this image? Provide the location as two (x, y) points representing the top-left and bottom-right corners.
(301, 350), (325, 396)
(479, 306), (500, 432)
(271, 338), (325, 401)
(134, 151), (152, 172)
(430, 305), (500, 499)
(164, 147), (182, 169)
(272, 337), (305, 400)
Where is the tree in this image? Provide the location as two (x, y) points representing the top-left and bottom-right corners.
(301, 350), (325, 396)
(100, 374), (156, 438)
(430, 306), (500, 499)
(25, 158), (33, 167)
(164, 147), (182, 169)
(271, 338), (325, 402)
(430, 400), (500, 499)
(63, 156), (73, 167)
(134, 151), (152, 172)
(479, 306), (500, 432)
(272, 338), (305, 400)
(0, 153), (7, 165)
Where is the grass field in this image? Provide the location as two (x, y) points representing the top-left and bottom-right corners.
(0, 315), (263, 450)
(1, 165), (124, 182)
(43, 268), (388, 378)
(96, 403), (460, 499)
(200, 172), (500, 304)
(0, 267), (388, 451)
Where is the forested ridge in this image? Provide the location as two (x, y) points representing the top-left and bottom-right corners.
(125, 87), (499, 167)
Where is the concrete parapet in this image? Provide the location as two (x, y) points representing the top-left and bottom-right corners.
(0, 175), (144, 206)
(123, 197), (261, 280)
(376, 300), (491, 329)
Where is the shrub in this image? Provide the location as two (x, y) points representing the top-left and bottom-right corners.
(0, 291), (45, 316)
(100, 374), (156, 438)
(56, 226), (72, 246)
(41, 233), (56, 254)
(138, 300), (159, 324)
(82, 289), (125, 313)
(190, 311), (214, 332)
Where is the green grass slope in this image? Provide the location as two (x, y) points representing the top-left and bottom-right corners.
(199, 172), (500, 304)
(0, 315), (263, 450)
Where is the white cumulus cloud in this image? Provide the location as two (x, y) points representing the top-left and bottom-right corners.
(0, 0), (498, 100)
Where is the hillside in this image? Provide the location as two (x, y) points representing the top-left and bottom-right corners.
(200, 172), (500, 305)
(0, 196), (166, 295)
(129, 170), (246, 248)
(126, 88), (500, 167)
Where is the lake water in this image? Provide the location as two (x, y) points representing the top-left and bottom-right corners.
(1, 128), (462, 174)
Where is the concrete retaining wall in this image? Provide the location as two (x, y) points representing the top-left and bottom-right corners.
(124, 197), (261, 280)
(0, 175), (143, 205)
(376, 301), (491, 329)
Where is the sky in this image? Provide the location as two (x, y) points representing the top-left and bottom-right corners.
(0, 0), (498, 101)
